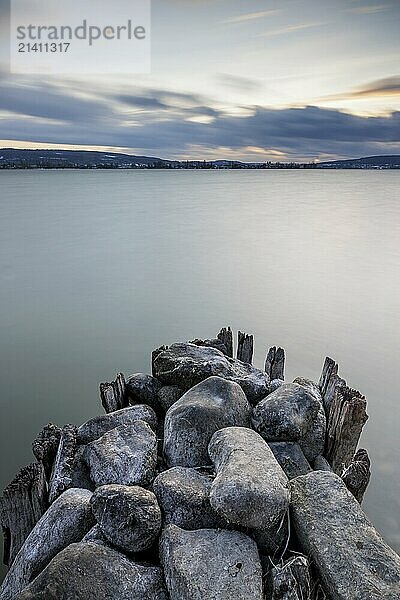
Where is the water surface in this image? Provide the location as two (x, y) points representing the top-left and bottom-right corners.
(0, 170), (399, 568)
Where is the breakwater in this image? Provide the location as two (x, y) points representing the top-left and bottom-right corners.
(1, 328), (399, 599)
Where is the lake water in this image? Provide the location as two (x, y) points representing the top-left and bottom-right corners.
(0, 169), (399, 572)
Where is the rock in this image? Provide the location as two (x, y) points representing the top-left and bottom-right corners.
(48, 425), (78, 504)
(313, 455), (332, 471)
(208, 427), (289, 532)
(153, 342), (269, 403)
(69, 446), (94, 491)
(157, 386), (183, 413)
(163, 376), (252, 468)
(0, 488), (94, 600)
(77, 405), (157, 444)
(342, 448), (371, 503)
(191, 337), (229, 355)
(153, 467), (224, 530)
(290, 471), (400, 600)
(12, 542), (168, 600)
(269, 378), (284, 392)
(252, 383), (326, 462)
(251, 515), (289, 557)
(83, 420), (157, 487)
(90, 484), (162, 553)
(269, 442), (312, 479)
(126, 373), (161, 410)
(265, 555), (312, 600)
(160, 525), (263, 600)
(82, 525), (109, 546)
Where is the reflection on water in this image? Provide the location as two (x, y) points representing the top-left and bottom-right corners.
(0, 170), (399, 570)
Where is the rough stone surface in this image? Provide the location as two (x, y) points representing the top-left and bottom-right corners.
(83, 420), (157, 487)
(160, 525), (263, 600)
(12, 542), (168, 600)
(252, 383), (326, 461)
(290, 471), (400, 600)
(90, 484), (162, 553)
(164, 376), (252, 468)
(157, 386), (183, 413)
(126, 373), (161, 410)
(313, 455), (332, 471)
(208, 427), (289, 532)
(153, 343), (269, 403)
(269, 442), (312, 479)
(153, 467), (224, 530)
(77, 405), (157, 443)
(82, 525), (109, 546)
(269, 378), (284, 392)
(0, 488), (94, 600)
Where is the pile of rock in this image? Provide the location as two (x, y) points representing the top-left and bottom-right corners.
(1, 329), (399, 599)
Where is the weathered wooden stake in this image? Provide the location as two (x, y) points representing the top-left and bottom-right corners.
(0, 463), (47, 566)
(217, 327), (233, 358)
(325, 385), (369, 474)
(318, 357), (346, 415)
(48, 425), (78, 504)
(32, 423), (62, 481)
(265, 346), (285, 380)
(100, 372), (127, 413)
(237, 331), (254, 364)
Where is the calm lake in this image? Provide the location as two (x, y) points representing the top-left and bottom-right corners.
(0, 169), (399, 565)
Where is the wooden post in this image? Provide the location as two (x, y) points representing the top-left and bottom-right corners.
(318, 357), (346, 415)
(0, 463), (47, 566)
(32, 423), (62, 481)
(325, 385), (369, 474)
(265, 346), (285, 380)
(48, 425), (78, 504)
(100, 372), (127, 413)
(217, 327), (233, 358)
(342, 448), (371, 503)
(237, 331), (254, 364)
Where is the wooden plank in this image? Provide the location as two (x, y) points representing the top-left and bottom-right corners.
(0, 463), (47, 566)
(216, 327), (233, 358)
(237, 331), (254, 364)
(342, 448), (371, 503)
(99, 372), (127, 413)
(265, 346), (285, 380)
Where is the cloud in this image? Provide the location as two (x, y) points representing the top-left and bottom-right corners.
(260, 22), (325, 37)
(347, 4), (391, 14)
(325, 76), (400, 101)
(217, 74), (263, 93)
(0, 85), (399, 161)
(225, 10), (281, 24)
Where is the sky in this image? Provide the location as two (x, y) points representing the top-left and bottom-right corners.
(0, 0), (399, 161)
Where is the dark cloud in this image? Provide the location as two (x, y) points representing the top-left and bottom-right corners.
(0, 81), (398, 159)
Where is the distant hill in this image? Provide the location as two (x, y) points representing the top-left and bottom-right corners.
(317, 155), (400, 169)
(0, 149), (168, 168)
(0, 149), (399, 169)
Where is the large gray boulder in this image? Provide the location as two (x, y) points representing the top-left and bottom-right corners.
(163, 376), (252, 468)
(208, 427), (289, 531)
(125, 373), (161, 410)
(153, 343), (269, 403)
(90, 484), (162, 553)
(157, 386), (183, 413)
(160, 525), (263, 600)
(252, 383), (326, 461)
(0, 488), (94, 600)
(77, 405), (157, 443)
(290, 471), (400, 599)
(153, 467), (224, 530)
(12, 542), (168, 600)
(269, 442), (312, 479)
(83, 420), (157, 487)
